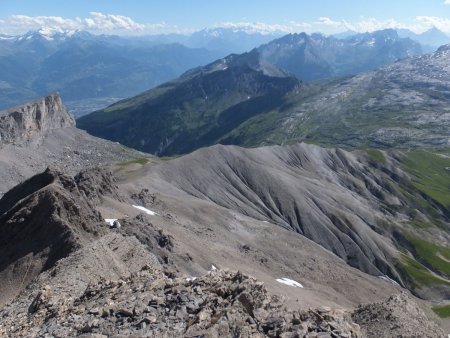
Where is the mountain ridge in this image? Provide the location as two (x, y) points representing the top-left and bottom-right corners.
(258, 29), (423, 81)
(77, 49), (301, 155)
(78, 41), (450, 155)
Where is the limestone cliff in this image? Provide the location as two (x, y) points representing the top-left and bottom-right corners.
(0, 93), (75, 144)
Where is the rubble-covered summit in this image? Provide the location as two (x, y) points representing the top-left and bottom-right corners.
(0, 268), (362, 338)
(2, 264), (444, 337)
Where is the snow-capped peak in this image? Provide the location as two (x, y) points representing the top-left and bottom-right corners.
(0, 34), (14, 41)
(14, 28), (81, 42)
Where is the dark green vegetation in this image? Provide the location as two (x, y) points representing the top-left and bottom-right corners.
(366, 149), (386, 164)
(78, 49), (300, 155)
(432, 304), (450, 318)
(404, 234), (450, 276)
(395, 254), (450, 289)
(119, 158), (150, 166)
(399, 150), (450, 209)
(381, 148), (450, 295)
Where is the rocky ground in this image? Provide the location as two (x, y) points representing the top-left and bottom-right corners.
(0, 268), (364, 338)
(0, 260), (444, 337)
(0, 162), (446, 337)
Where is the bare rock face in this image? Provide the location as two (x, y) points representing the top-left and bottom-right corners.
(0, 93), (75, 145)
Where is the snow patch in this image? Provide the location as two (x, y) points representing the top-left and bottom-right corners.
(105, 219), (117, 226)
(378, 275), (400, 286)
(367, 38), (375, 47)
(209, 265), (217, 272)
(132, 205), (157, 216)
(276, 278), (303, 288)
(186, 277), (197, 281)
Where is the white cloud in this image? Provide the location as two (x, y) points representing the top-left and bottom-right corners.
(347, 18), (405, 32)
(1, 15), (82, 34)
(316, 17), (342, 27)
(0, 13), (449, 37)
(84, 12), (146, 32)
(445, 0), (450, 4)
(215, 17), (437, 36)
(217, 21), (310, 35)
(416, 16), (450, 33)
(0, 12), (186, 36)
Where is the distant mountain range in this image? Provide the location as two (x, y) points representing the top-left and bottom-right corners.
(1, 26), (449, 117)
(186, 27), (282, 53)
(78, 41), (450, 155)
(259, 29), (423, 81)
(0, 29), (223, 115)
(119, 27), (283, 54)
(335, 27), (450, 51)
(397, 27), (450, 50)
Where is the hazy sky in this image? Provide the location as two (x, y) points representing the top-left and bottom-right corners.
(1, 0), (450, 35)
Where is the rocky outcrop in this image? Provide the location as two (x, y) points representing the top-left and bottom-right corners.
(0, 93), (74, 145)
(353, 292), (445, 338)
(0, 167), (118, 306)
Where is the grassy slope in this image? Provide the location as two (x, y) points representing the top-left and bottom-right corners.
(432, 304), (450, 318)
(387, 149), (450, 292)
(399, 150), (450, 209)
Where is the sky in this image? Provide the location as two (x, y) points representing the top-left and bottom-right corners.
(0, 0), (450, 36)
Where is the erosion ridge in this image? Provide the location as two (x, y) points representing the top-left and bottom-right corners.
(129, 143), (450, 300)
(145, 144), (401, 275)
